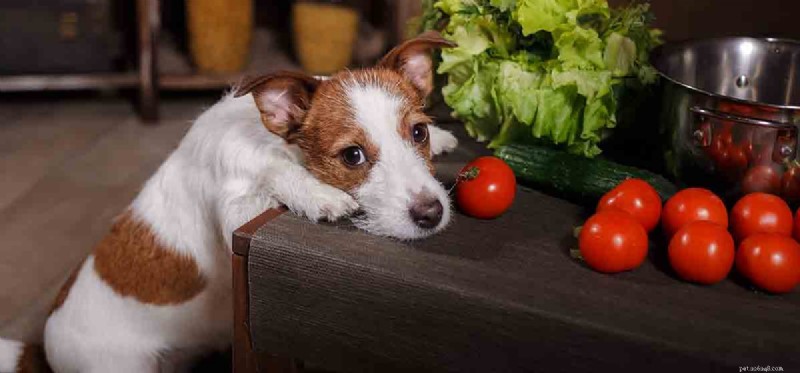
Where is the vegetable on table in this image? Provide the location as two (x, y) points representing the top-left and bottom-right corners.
(730, 193), (793, 242)
(596, 178), (661, 232)
(494, 143), (676, 204)
(736, 233), (800, 294)
(416, 0), (662, 157)
(455, 156), (517, 219)
(668, 221), (735, 285)
(578, 210), (648, 273)
(794, 208), (800, 242)
(661, 188), (728, 239)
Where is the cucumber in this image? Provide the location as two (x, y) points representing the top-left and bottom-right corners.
(494, 144), (677, 203)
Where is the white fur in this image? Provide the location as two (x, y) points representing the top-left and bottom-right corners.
(38, 93), (362, 373)
(2, 84), (457, 372)
(347, 83), (452, 239)
(0, 338), (23, 372)
(429, 125), (459, 156)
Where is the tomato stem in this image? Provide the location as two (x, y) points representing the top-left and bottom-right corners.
(460, 166), (480, 181)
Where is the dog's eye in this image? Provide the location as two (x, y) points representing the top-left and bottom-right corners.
(341, 146), (366, 167)
(412, 123), (428, 144)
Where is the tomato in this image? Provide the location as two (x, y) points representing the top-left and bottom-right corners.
(707, 128), (732, 162)
(731, 192), (793, 241)
(736, 233), (800, 293)
(741, 164), (782, 195)
(794, 208), (800, 242)
(740, 129), (757, 163)
(578, 210), (649, 273)
(717, 128), (734, 146)
(668, 221), (735, 285)
(781, 164), (800, 203)
(706, 128), (748, 180)
(707, 134), (730, 168)
(455, 156), (516, 219)
(662, 188), (728, 238)
(597, 178), (662, 232)
(722, 144), (749, 180)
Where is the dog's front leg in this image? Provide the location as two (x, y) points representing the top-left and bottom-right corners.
(264, 160), (359, 221)
(429, 124), (458, 156)
(219, 158), (358, 247)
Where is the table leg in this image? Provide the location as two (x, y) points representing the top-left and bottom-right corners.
(233, 253), (258, 373)
(233, 253), (300, 373)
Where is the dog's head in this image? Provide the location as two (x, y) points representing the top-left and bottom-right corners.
(236, 32), (456, 239)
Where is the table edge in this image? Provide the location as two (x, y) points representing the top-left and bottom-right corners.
(232, 207), (287, 256)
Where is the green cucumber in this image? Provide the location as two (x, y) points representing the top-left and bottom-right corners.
(495, 144), (677, 203)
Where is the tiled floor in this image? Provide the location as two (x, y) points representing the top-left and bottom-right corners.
(0, 94), (217, 343)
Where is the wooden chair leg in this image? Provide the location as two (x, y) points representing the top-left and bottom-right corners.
(137, 0), (159, 123)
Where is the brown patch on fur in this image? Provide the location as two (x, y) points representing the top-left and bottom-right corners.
(297, 69), (438, 191)
(49, 260), (84, 314)
(235, 71), (320, 140)
(378, 30), (456, 98)
(15, 344), (51, 373)
(231, 32), (454, 190)
(93, 211), (206, 305)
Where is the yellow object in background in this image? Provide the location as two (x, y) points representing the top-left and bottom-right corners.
(187, 0), (253, 74)
(292, 2), (359, 75)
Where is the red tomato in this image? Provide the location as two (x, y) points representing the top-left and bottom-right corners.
(707, 131), (731, 163)
(741, 164), (782, 195)
(723, 144), (749, 180)
(731, 192), (793, 241)
(794, 208), (800, 242)
(740, 131), (757, 163)
(736, 233), (800, 293)
(668, 221), (735, 285)
(578, 210), (649, 273)
(662, 188), (728, 238)
(717, 128), (734, 146)
(781, 164), (800, 203)
(455, 156), (516, 219)
(597, 178), (662, 232)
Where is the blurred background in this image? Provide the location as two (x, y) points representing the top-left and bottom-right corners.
(0, 0), (799, 366)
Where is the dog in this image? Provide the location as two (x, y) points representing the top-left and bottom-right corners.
(0, 31), (457, 372)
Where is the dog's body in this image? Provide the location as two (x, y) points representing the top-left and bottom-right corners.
(0, 33), (457, 372)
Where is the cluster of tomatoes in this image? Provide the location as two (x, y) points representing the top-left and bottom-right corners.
(578, 179), (800, 294)
(701, 102), (799, 200)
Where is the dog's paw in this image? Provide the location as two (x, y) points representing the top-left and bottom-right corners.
(429, 125), (458, 156)
(294, 184), (359, 222)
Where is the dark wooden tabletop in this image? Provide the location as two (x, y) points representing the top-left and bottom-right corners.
(241, 123), (800, 373)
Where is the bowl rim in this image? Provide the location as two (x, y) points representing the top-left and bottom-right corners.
(650, 36), (800, 111)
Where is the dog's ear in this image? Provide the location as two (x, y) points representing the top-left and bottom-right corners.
(234, 71), (320, 140)
(378, 31), (456, 98)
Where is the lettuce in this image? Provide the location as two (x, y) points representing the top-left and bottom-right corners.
(418, 0), (661, 157)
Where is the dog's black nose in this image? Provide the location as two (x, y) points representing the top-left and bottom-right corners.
(410, 197), (443, 229)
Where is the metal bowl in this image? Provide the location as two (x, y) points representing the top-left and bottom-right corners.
(652, 37), (800, 202)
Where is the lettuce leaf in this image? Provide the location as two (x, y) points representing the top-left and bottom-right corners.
(419, 0), (661, 157)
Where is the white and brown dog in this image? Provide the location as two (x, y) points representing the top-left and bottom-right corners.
(0, 32), (457, 372)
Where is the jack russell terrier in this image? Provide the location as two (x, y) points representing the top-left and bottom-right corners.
(0, 31), (457, 372)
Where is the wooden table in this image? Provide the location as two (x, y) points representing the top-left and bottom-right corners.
(231, 126), (800, 373)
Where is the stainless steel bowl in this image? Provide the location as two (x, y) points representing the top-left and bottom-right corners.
(652, 37), (800, 202)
